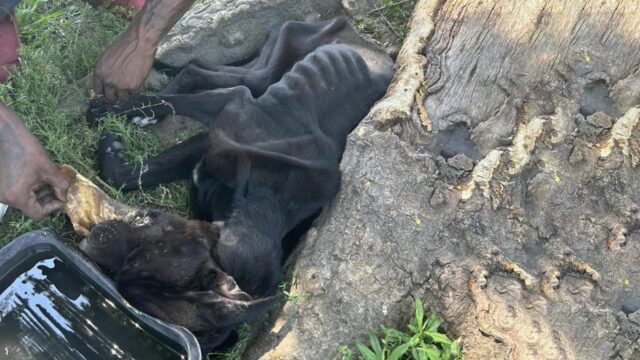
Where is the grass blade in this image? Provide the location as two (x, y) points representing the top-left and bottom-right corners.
(426, 331), (452, 345)
(415, 298), (424, 330)
(356, 343), (379, 360)
(369, 332), (383, 357)
(387, 343), (409, 360)
(425, 314), (442, 333)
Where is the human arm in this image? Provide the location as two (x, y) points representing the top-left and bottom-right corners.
(92, 0), (194, 101)
(0, 103), (68, 219)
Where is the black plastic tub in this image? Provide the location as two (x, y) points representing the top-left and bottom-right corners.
(0, 229), (201, 360)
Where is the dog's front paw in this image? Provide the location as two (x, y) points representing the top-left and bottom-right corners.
(98, 133), (128, 187)
(86, 98), (126, 124)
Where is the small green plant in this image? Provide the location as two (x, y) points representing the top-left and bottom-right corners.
(344, 299), (461, 360)
(341, 345), (355, 359)
(278, 269), (310, 313)
(207, 324), (252, 360)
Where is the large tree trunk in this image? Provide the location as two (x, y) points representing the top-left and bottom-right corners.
(246, 1), (640, 359)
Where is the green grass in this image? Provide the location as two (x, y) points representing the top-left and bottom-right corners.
(354, 0), (416, 40)
(0, 2), (245, 358)
(341, 299), (462, 360)
(278, 268), (311, 314)
(207, 324), (253, 360)
(377, 0), (416, 38)
(0, 0), (189, 245)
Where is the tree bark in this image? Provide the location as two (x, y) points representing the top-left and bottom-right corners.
(247, 1), (640, 359)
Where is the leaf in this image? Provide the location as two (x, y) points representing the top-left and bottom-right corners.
(417, 350), (429, 360)
(441, 341), (454, 360)
(356, 343), (379, 360)
(418, 344), (442, 360)
(383, 327), (410, 343)
(426, 331), (452, 345)
(340, 345), (354, 360)
(451, 339), (462, 358)
(369, 332), (383, 357)
(425, 315), (442, 333)
(387, 343), (410, 360)
(411, 348), (420, 359)
(415, 299), (424, 330)
(409, 335), (421, 347)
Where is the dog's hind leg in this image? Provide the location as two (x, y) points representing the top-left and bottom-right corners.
(99, 132), (208, 190)
(160, 62), (253, 95)
(160, 18), (361, 98)
(87, 86), (254, 126)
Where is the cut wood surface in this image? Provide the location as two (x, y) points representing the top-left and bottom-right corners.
(246, 1), (640, 359)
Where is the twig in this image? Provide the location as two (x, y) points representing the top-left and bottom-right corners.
(368, 0), (416, 14)
(378, 14), (403, 39)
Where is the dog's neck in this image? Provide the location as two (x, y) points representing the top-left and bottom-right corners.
(228, 188), (289, 241)
(214, 189), (289, 296)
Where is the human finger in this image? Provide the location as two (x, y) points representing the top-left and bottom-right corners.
(43, 170), (69, 202)
(36, 185), (55, 204)
(40, 199), (65, 216)
(19, 193), (46, 220)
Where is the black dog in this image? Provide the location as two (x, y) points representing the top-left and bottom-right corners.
(83, 17), (393, 351)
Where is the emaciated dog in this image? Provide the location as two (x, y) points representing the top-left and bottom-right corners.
(83, 17), (393, 352)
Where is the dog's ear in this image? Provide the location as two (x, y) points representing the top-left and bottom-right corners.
(218, 273), (252, 301)
(122, 285), (277, 334)
(183, 290), (279, 328)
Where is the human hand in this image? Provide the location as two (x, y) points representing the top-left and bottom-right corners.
(0, 105), (68, 219)
(92, 0), (194, 102)
(92, 29), (156, 102)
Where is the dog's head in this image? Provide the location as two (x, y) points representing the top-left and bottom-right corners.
(80, 209), (276, 349)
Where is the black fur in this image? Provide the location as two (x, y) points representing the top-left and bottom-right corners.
(83, 17), (393, 352)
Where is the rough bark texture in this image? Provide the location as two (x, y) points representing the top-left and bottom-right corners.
(368, 0), (437, 130)
(246, 1), (640, 359)
(156, 0), (344, 68)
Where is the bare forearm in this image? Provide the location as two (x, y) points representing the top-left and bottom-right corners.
(0, 103), (26, 132)
(92, 0), (194, 100)
(129, 0), (193, 48)
(0, 103), (68, 218)
(0, 105), (31, 200)
(0, 104), (30, 161)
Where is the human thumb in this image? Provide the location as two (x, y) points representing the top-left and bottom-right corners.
(44, 169), (69, 203)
